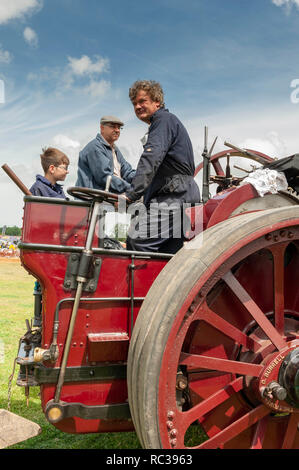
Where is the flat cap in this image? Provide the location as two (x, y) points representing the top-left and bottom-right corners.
(100, 115), (124, 126)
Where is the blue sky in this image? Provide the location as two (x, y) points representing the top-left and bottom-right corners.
(1, 0), (299, 225)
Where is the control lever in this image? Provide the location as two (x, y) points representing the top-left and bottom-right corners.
(105, 175), (112, 192)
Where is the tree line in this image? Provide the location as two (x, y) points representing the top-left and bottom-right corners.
(0, 226), (22, 236)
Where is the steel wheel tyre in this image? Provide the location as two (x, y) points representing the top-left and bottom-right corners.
(127, 206), (299, 449)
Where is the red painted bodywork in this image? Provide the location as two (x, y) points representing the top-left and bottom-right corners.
(185, 183), (258, 238)
(19, 184), (264, 434)
(20, 198), (168, 433)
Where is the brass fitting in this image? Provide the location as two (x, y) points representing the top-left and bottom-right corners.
(34, 347), (51, 363)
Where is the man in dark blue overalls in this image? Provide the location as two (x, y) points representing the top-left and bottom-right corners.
(125, 80), (200, 254)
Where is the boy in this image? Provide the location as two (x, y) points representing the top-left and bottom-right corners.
(30, 147), (70, 327)
(30, 147), (69, 198)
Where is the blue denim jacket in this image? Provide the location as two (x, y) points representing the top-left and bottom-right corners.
(76, 133), (135, 193)
(30, 174), (67, 199)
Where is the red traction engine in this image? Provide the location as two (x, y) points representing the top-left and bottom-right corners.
(15, 148), (299, 449)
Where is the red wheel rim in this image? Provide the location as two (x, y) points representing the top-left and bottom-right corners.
(194, 148), (273, 177)
(158, 222), (299, 449)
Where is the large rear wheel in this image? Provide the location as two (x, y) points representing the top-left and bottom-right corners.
(127, 206), (299, 449)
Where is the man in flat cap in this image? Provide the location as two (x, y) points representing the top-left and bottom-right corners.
(76, 115), (135, 193)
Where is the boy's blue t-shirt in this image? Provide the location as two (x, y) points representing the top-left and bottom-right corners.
(30, 174), (67, 199)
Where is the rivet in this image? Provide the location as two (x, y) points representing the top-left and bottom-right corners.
(170, 429), (177, 438)
(280, 230), (286, 237)
(189, 303), (196, 313)
(170, 439), (177, 447)
(166, 421), (174, 430)
(274, 235), (279, 242)
(167, 411), (175, 420)
(265, 234), (272, 240)
(73, 342), (76, 347)
(288, 232), (294, 239)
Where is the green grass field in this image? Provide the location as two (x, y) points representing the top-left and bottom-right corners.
(0, 259), (141, 449)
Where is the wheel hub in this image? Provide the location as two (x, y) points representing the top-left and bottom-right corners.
(279, 347), (299, 409)
(257, 342), (299, 413)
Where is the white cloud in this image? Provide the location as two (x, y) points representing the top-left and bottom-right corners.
(0, 44), (12, 63)
(61, 54), (110, 97)
(83, 79), (111, 97)
(52, 134), (80, 149)
(0, 0), (43, 24)
(23, 26), (38, 47)
(68, 55), (109, 77)
(239, 132), (287, 160)
(26, 53), (111, 98)
(272, 0), (299, 10)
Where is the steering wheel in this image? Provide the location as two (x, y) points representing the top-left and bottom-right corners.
(67, 186), (120, 204)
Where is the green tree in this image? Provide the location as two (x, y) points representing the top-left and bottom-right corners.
(0, 226), (21, 236)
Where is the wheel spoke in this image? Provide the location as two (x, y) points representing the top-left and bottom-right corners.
(250, 415), (268, 449)
(180, 352), (263, 376)
(196, 301), (261, 353)
(197, 405), (271, 449)
(212, 159), (225, 176)
(223, 271), (286, 350)
(281, 413), (299, 449)
(178, 377), (244, 435)
(269, 244), (288, 336)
